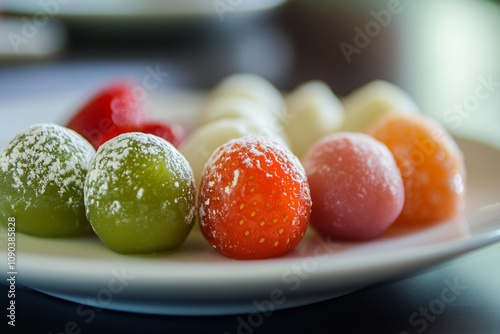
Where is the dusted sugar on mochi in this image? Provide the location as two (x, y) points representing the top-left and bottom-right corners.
(367, 114), (466, 225)
(0, 123), (95, 237)
(284, 80), (344, 158)
(84, 132), (196, 254)
(210, 73), (285, 118)
(303, 132), (405, 240)
(198, 136), (311, 260)
(181, 119), (289, 189)
(341, 80), (419, 132)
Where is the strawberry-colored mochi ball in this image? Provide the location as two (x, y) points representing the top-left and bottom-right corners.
(303, 132), (405, 240)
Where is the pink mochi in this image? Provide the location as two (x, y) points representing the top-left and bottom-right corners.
(303, 132), (405, 240)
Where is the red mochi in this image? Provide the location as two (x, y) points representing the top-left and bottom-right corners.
(303, 132), (405, 240)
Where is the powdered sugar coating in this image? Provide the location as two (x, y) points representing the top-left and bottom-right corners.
(198, 135), (311, 259)
(84, 132), (196, 253)
(181, 118), (290, 189)
(199, 136), (309, 225)
(0, 123), (95, 236)
(1, 123), (94, 200)
(303, 132), (405, 240)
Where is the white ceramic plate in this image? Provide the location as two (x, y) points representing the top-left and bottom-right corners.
(0, 90), (499, 316)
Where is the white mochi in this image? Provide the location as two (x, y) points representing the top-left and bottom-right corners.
(199, 95), (276, 129)
(284, 80), (344, 158)
(341, 80), (419, 132)
(210, 73), (285, 119)
(180, 119), (288, 188)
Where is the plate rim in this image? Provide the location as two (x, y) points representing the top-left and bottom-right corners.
(1, 89), (499, 315)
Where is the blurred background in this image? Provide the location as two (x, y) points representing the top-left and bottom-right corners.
(1, 1), (500, 333)
(0, 0), (499, 148)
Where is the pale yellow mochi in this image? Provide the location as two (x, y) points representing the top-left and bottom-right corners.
(210, 73), (285, 119)
(199, 95), (290, 149)
(180, 119), (288, 189)
(341, 80), (419, 132)
(284, 80), (344, 159)
(199, 95), (275, 128)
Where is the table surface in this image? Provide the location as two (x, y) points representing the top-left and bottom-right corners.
(1, 0), (499, 333)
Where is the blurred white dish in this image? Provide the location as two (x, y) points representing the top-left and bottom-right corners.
(0, 90), (499, 316)
(2, 0), (287, 19)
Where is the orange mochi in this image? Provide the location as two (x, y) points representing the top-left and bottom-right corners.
(366, 114), (466, 225)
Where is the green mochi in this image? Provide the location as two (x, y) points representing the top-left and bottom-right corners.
(84, 132), (196, 254)
(0, 123), (95, 237)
